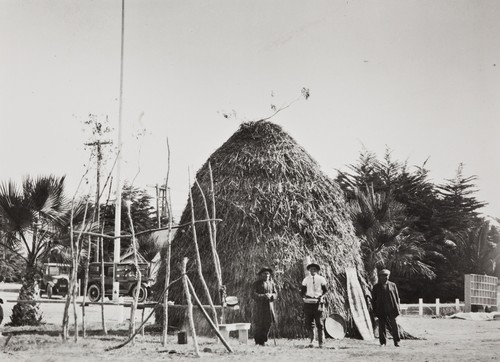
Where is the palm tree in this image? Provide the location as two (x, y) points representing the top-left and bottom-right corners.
(448, 219), (500, 277)
(349, 186), (436, 286)
(0, 232), (25, 283)
(0, 176), (68, 325)
(137, 233), (162, 279)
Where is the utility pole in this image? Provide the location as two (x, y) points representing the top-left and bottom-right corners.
(147, 184), (167, 228)
(85, 138), (112, 261)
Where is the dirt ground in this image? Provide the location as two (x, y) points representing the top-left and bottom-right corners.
(1, 283), (500, 362)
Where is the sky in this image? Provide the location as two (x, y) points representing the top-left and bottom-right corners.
(1, 0), (499, 220)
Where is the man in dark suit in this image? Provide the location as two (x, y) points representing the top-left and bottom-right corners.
(372, 269), (401, 347)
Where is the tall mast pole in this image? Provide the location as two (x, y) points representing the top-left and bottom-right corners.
(113, 0), (125, 301)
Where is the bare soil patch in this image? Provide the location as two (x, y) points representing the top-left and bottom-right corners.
(1, 283), (500, 361)
(1, 316), (499, 361)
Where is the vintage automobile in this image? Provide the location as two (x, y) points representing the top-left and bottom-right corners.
(40, 263), (70, 299)
(86, 262), (152, 303)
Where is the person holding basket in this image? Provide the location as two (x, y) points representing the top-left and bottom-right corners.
(252, 266), (278, 346)
(301, 263), (327, 348)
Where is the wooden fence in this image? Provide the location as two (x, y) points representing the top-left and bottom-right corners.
(400, 298), (464, 316)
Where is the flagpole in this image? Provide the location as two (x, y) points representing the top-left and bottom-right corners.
(113, 0), (125, 301)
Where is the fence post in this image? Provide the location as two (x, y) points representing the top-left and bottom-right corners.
(436, 298), (440, 316)
(419, 298), (423, 316)
(118, 297), (124, 323)
(455, 298), (460, 312)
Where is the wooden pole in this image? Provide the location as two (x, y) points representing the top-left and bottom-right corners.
(162, 188), (173, 346)
(195, 179), (222, 325)
(188, 173), (218, 325)
(100, 179), (114, 335)
(73, 218), (223, 240)
(82, 234), (91, 337)
(96, 142), (102, 262)
(186, 277), (233, 353)
(207, 163), (225, 322)
(155, 184), (161, 228)
(126, 202), (142, 340)
(100, 242), (108, 335)
(62, 200), (89, 341)
(207, 163), (221, 277)
(161, 137), (172, 347)
(182, 258), (200, 357)
(113, 0), (126, 303)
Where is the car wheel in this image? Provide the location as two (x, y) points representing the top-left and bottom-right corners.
(132, 285), (148, 303)
(47, 284), (53, 299)
(88, 284), (101, 302)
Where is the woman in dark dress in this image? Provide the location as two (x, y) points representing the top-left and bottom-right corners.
(252, 267), (277, 346)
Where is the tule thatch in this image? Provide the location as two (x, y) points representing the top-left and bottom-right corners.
(155, 120), (365, 338)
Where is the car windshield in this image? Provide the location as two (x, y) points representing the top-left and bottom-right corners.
(46, 265), (70, 275)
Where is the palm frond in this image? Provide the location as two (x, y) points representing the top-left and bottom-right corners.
(0, 180), (34, 233)
(138, 234), (161, 263)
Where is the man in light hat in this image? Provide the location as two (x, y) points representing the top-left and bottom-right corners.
(372, 269), (401, 347)
(301, 263), (327, 348)
(252, 266), (277, 346)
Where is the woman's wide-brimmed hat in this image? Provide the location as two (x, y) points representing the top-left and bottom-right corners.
(306, 263), (320, 271)
(258, 267), (273, 275)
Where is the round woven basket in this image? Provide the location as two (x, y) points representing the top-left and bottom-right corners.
(324, 314), (346, 339)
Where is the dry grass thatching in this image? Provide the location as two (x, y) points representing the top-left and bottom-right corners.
(155, 120), (366, 338)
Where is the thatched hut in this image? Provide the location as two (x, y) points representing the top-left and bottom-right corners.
(156, 120), (365, 338)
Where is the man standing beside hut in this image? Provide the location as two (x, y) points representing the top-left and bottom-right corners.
(252, 267), (277, 346)
(372, 269), (401, 347)
(301, 263), (327, 348)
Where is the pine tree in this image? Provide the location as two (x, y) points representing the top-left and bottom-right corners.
(435, 163), (486, 234)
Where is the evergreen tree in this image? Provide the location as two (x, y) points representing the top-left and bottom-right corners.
(336, 148), (383, 200)
(336, 149), (491, 302)
(100, 184), (158, 260)
(435, 163), (486, 234)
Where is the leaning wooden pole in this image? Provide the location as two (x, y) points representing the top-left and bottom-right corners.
(127, 201), (142, 340)
(81, 234), (92, 337)
(62, 208), (74, 341)
(208, 163), (221, 276)
(73, 201), (90, 342)
(195, 180), (221, 325)
(188, 174), (218, 325)
(186, 277), (233, 353)
(100, 178), (114, 335)
(62, 199), (89, 341)
(182, 258), (200, 357)
(208, 162), (225, 322)
(71, 270), (79, 343)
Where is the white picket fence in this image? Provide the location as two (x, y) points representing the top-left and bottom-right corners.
(400, 298), (464, 316)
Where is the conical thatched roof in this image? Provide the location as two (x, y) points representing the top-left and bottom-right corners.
(156, 120), (365, 338)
